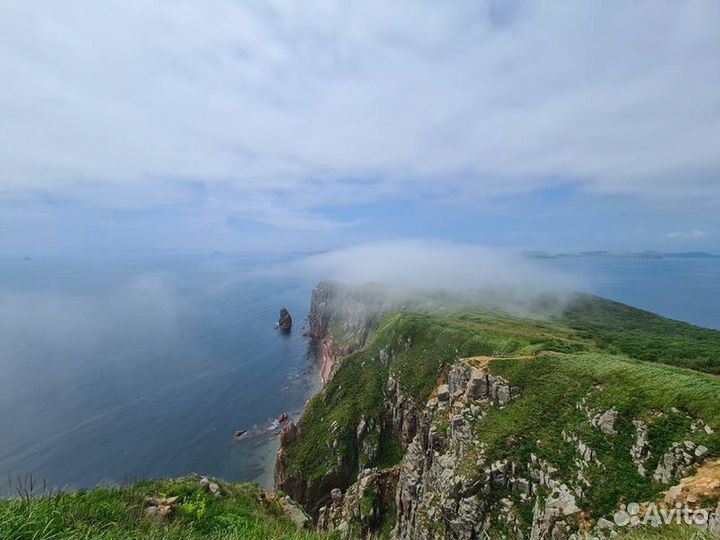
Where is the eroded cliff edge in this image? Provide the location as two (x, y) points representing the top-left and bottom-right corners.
(275, 282), (395, 513)
(275, 283), (720, 539)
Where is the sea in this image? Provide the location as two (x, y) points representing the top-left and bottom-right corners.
(0, 252), (718, 496)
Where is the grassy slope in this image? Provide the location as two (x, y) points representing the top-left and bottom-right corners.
(282, 311), (556, 481)
(0, 478), (327, 540)
(283, 296), (720, 482)
(479, 353), (720, 517)
(560, 294), (720, 374)
(281, 293), (720, 535)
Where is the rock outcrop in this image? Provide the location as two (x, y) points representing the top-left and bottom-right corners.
(395, 359), (529, 540)
(275, 420), (355, 515)
(277, 308), (293, 332)
(317, 468), (399, 538)
(309, 354), (720, 539)
(653, 440), (708, 484)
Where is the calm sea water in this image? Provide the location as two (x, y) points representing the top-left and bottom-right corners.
(0, 253), (718, 496)
(0, 253), (319, 496)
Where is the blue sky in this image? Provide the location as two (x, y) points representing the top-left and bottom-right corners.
(1, 1), (718, 254)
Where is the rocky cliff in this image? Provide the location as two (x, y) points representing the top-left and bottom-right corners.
(276, 284), (720, 539)
(275, 282), (394, 512)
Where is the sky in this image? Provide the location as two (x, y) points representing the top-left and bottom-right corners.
(1, 0), (719, 255)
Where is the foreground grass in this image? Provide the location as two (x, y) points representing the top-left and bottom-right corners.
(0, 477), (328, 540)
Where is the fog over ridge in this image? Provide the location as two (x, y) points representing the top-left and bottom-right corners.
(299, 240), (577, 290)
(291, 240), (584, 318)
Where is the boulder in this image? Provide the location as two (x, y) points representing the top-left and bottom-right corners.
(144, 494), (179, 522)
(597, 408), (618, 435)
(281, 496), (311, 529)
(199, 477), (220, 496)
(466, 368), (488, 400)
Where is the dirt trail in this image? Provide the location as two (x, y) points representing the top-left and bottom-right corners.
(463, 351), (565, 371)
(665, 458), (720, 506)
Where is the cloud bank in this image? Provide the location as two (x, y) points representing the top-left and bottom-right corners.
(1, 0), (719, 230)
(0, 273), (180, 371)
(297, 240), (579, 294)
(665, 230), (708, 240)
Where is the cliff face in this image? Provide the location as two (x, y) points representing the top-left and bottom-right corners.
(275, 283), (390, 512)
(317, 355), (720, 540)
(275, 418), (355, 516)
(395, 360), (555, 539)
(306, 282), (390, 384)
(306, 282), (335, 339)
(276, 284), (720, 540)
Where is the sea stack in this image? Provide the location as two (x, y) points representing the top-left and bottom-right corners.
(277, 308), (292, 332)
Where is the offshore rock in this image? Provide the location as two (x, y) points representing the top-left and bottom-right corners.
(277, 307), (293, 332)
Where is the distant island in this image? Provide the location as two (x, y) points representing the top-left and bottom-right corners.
(525, 250), (720, 260)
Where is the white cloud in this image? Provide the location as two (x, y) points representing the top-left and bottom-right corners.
(665, 230), (708, 240)
(1, 0), (719, 225)
(296, 239), (579, 292)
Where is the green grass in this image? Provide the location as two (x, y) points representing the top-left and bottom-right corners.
(282, 287), (720, 536)
(483, 353), (720, 517)
(560, 294), (720, 374)
(0, 477), (328, 540)
(282, 292), (720, 496)
(281, 311), (546, 482)
(375, 428), (403, 470)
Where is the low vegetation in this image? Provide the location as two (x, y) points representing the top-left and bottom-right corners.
(482, 353), (720, 517)
(561, 294), (720, 374)
(0, 477), (328, 540)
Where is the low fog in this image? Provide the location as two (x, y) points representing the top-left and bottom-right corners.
(295, 240), (583, 317)
(0, 273), (181, 374)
